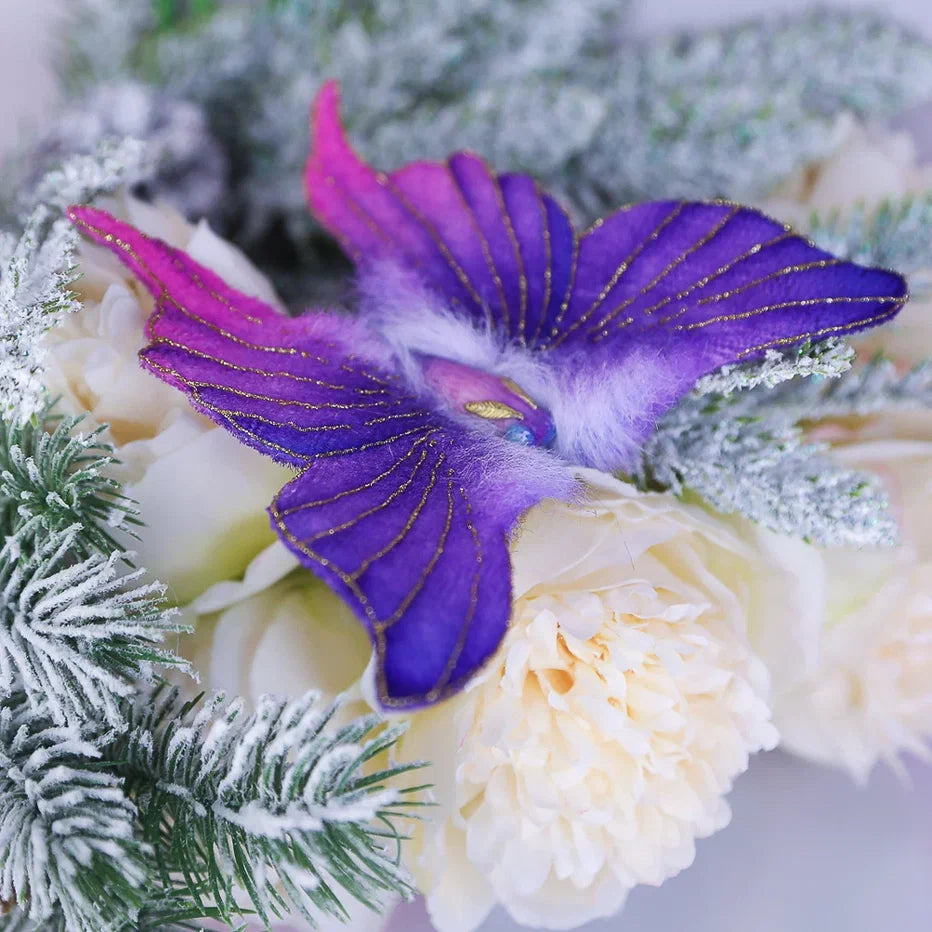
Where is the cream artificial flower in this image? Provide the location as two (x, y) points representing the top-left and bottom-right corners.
(181, 542), (371, 705)
(761, 115), (932, 226)
(752, 411), (932, 783)
(394, 470), (796, 932)
(42, 192), (291, 603)
(743, 124), (932, 782)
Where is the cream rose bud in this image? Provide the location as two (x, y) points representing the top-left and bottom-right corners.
(396, 470), (792, 932)
(755, 412), (932, 782)
(42, 192), (291, 603)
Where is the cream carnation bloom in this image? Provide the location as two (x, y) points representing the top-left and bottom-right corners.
(42, 192), (291, 603)
(394, 470), (791, 932)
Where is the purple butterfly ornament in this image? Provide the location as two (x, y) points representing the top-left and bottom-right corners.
(69, 81), (907, 709)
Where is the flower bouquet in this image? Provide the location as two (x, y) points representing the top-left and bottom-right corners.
(2, 3), (932, 931)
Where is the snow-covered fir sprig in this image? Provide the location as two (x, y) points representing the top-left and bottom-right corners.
(691, 338), (855, 396)
(0, 210), (79, 422)
(46, 3), (932, 299)
(807, 196), (932, 293)
(0, 141), (148, 421)
(0, 688), (426, 931)
(0, 695), (148, 932)
(0, 523), (187, 729)
(121, 687), (424, 929)
(637, 341), (909, 547)
(640, 391), (896, 547)
(0, 407), (142, 557)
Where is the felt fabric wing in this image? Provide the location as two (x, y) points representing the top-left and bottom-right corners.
(69, 205), (569, 708)
(306, 81), (577, 348)
(306, 80), (907, 393)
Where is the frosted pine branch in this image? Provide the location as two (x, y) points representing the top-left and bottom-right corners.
(0, 524), (188, 729)
(0, 140), (149, 421)
(640, 393), (896, 547)
(637, 340), (914, 547)
(0, 697), (148, 932)
(807, 196), (932, 291)
(51, 3), (932, 272)
(692, 338), (854, 397)
(0, 409), (142, 557)
(0, 210), (78, 421)
(118, 688), (426, 928)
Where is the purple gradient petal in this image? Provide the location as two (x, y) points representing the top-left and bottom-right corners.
(69, 204), (575, 708)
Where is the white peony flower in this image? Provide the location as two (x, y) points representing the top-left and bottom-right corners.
(395, 470), (789, 932)
(42, 192), (291, 603)
(755, 413), (932, 782)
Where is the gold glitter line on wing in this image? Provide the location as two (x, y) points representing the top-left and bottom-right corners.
(141, 355), (390, 406)
(528, 181), (553, 349)
(376, 170), (488, 312)
(293, 433), (437, 509)
(269, 498), (379, 626)
(445, 159), (511, 334)
(735, 302), (906, 358)
(289, 448), (434, 537)
(377, 474), (456, 633)
(71, 212), (397, 391)
(693, 259), (845, 306)
(349, 452), (445, 580)
(172, 256), (263, 325)
(491, 171), (529, 341)
(678, 294), (904, 331)
(582, 205), (740, 340)
(548, 203), (685, 349)
(541, 218), (579, 345)
(427, 482), (483, 700)
(148, 357), (434, 459)
(146, 338), (403, 399)
(323, 173), (397, 248)
(193, 402), (429, 436)
(589, 230), (796, 341)
(646, 232), (794, 323)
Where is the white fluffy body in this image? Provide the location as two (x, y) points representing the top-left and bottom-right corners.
(357, 262), (676, 472)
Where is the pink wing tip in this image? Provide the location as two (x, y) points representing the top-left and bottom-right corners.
(305, 80), (355, 208)
(67, 204), (123, 244)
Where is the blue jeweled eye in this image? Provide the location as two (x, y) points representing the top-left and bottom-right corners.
(504, 424), (536, 446)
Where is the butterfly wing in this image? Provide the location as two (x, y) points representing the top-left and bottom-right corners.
(306, 81), (577, 347)
(70, 206), (573, 708)
(539, 199), (906, 356)
(305, 85), (906, 471)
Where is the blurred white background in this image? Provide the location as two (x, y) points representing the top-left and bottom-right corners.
(2, 1), (932, 930)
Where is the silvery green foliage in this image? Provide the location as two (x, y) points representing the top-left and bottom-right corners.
(0, 141), (146, 421)
(33, 83), (228, 222)
(0, 697), (147, 932)
(0, 411), (142, 558)
(0, 523), (186, 730)
(59, 3), (932, 252)
(0, 212), (79, 422)
(579, 10), (932, 212)
(691, 338), (854, 396)
(121, 688), (422, 928)
(808, 196), (932, 293)
(0, 687), (423, 931)
(638, 341), (906, 547)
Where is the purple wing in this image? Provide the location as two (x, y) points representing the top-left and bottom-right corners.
(306, 81), (577, 347)
(69, 206), (574, 708)
(304, 84), (906, 470)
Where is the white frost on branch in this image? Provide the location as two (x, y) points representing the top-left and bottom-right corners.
(0, 139), (147, 422)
